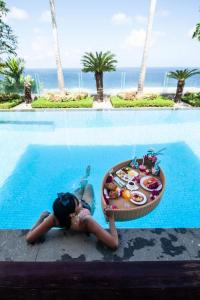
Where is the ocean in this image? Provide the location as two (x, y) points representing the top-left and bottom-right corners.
(25, 67), (200, 94)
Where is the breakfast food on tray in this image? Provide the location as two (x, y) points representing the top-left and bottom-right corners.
(105, 182), (118, 191)
(131, 192), (144, 203)
(116, 167), (138, 182)
(126, 180), (139, 191)
(129, 191), (147, 205)
(102, 148), (165, 221)
(122, 166), (138, 177)
(143, 177), (159, 190)
(121, 189), (132, 200)
(108, 190), (121, 199)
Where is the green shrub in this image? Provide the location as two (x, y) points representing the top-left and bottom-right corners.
(110, 96), (174, 108)
(0, 98), (23, 109)
(0, 93), (20, 102)
(182, 92), (200, 107)
(32, 97), (93, 108)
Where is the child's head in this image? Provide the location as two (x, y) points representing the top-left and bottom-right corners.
(53, 193), (80, 228)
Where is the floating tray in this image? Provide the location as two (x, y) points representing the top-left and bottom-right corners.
(101, 159), (166, 221)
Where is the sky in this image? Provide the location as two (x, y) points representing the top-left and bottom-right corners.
(3, 0), (200, 68)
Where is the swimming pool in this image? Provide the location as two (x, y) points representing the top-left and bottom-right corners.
(0, 109), (200, 229)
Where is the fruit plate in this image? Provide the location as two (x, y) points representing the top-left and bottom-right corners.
(129, 191), (147, 206)
(140, 176), (162, 191)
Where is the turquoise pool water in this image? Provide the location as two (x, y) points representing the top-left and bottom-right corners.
(0, 110), (200, 229)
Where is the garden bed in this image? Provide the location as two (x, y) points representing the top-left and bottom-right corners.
(0, 93), (23, 109)
(32, 97), (93, 108)
(110, 96), (174, 108)
(182, 92), (200, 107)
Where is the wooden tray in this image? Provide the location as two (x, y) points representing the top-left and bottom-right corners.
(101, 159), (166, 221)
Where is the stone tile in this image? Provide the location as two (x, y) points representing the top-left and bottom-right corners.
(0, 229), (199, 262)
(173, 229), (200, 260)
(0, 230), (39, 261)
(35, 229), (104, 262)
(118, 229), (191, 261)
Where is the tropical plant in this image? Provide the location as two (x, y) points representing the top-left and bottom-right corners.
(0, 0), (17, 55)
(0, 57), (36, 94)
(192, 22), (200, 41)
(49, 0), (65, 93)
(137, 0), (157, 97)
(0, 57), (24, 92)
(167, 69), (200, 102)
(1, 57), (24, 83)
(0, 60), (5, 71)
(81, 51), (117, 101)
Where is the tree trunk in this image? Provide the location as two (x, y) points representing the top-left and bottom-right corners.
(49, 0), (65, 93)
(24, 82), (32, 104)
(137, 0), (157, 97)
(95, 72), (103, 101)
(175, 79), (185, 103)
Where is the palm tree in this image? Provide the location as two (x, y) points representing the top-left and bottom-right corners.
(168, 69), (200, 102)
(81, 51), (117, 101)
(0, 57), (25, 91)
(49, 0), (65, 93)
(137, 0), (157, 97)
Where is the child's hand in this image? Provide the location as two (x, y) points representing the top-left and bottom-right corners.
(104, 206), (115, 221)
(40, 211), (50, 220)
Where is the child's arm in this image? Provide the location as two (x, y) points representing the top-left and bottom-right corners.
(26, 212), (55, 243)
(84, 211), (118, 250)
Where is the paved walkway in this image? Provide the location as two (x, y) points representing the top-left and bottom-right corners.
(11, 102), (32, 110)
(174, 101), (191, 108)
(0, 228), (200, 262)
(93, 96), (113, 109)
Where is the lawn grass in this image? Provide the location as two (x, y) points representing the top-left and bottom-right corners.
(0, 99), (23, 109)
(32, 97), (93, 108)
(110, 96), (174, 108)
(182, 93), (200, 107)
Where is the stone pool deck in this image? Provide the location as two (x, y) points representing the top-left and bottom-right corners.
(0, 228), (200, 262)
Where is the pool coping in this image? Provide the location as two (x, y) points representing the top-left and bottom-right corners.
(1, 228), (200, 262)
(1, 228), (200, 299)
(0, 107), (200, 112)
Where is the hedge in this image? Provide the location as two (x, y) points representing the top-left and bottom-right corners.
(182, 93), (200, 107)
(31, 97), (93, 108)
(0, 99), (23, 109)
(110, 96), (174, 108)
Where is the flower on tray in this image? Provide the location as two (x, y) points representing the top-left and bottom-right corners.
(149, 190), (160, 201)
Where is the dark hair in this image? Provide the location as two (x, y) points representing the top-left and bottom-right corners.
(53, 193), (79, 228)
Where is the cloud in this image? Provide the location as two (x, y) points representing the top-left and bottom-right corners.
(111, 13), (132, 25)
(157, 9), (170, 17)
(31, 35), (54, 59)
(40, 10), (51, 23)
(124, 29), (146, 48)
(134, 15), (147, 23)
(7, 6), (29, 20)
(123, 29), (165, 49)
(33, 27), (42, 34)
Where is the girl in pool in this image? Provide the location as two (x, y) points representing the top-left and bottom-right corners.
(26, 167), (119, 249)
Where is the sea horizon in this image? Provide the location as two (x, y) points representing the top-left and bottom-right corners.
(24, 67), (200, 93)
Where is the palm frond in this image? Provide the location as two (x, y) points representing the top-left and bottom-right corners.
(168, 68), (200, 80)
(81, 51), (117, 73)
